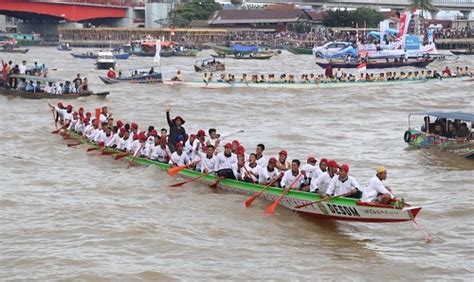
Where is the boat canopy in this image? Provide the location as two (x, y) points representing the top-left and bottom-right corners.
(409, 112), (474, 122)
(232, 44), (258, 53)
(9, 74), (63, 83)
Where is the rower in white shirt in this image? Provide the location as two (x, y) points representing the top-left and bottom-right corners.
(301, 156), (318, 185)
(308, 159), (338, 195)
(326, 164), (360, 198)
(99, 106), (111, 124)
(169, 142), (190, 166)
(280, 159), (305, 190)
(127, 133), (141, 154)
(265, 157), (281, 186)
(214, 143), (238, 179)
(117, 130), (131, 151)
(361, 166), (394, 204)
(151, 136), (171, 163)
(240, 153), (268, 184)
(19, 61), (27, 75)
(74, 118), (87, 134)
(185, 134), (197, 160)
(107, 127), (125, 148)
(194, 144), (216, 174)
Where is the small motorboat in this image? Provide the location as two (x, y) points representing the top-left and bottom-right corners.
(96, 51), (116, 70)
(57, 43), (71, 51)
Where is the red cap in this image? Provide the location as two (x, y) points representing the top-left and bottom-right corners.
(66, 104), (73, 110)
(119, 127), (126, 134)
(339, 164), (350, 173)
(320, 158), (328, 164)
(139, 132), (147, 142)
(176, 142), (184, 149)
(232, 140), (240, 145)
(190, 134), (196, 138)
(116, 120), (124, 128)
(279, 150), (287, 156)
(133, 134), (139, 140)
(224, 143), (232, 149)
(83, 118), (90, 124)
(150, 129), (157, 136)
(197, 129), (205, 136)
(307, 156), (317, 163)
(131, 122), (138, 130)
(328, 160), (338, 168)
(269, 157), (277, 164)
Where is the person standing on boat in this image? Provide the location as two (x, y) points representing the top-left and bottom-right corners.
(361, 166), (394, 204)
(166, 107), (187, 153)
(255, 144), (267, 167)
(19, 60), (27, 75)
(325, 60), (334, 79)
(326, 164), (360, 198)
(280, 159), (304, 190)
(107, 68), (116, 79)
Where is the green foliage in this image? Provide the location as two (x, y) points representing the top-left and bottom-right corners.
(169, 0), (222, 28)
(409, 0), (438, 12)
(322, 8), (384, 28)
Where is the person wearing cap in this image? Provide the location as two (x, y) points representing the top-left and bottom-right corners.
(107, 127), (125, 148)
(307, 160), (338, 195)
(280, 159), (305, 190)
(107, 68), (116, 79)
(193, 129), (207, 156)
(144, 129), (158, 157)
(231, 140), (240, 154)
(206, 128), (221, 150)
(166, 108), (187, 153)
(194, 144), (216, 174)
(301, 157), (318, 186)
(326, 164), (361, 198)
(276, 150), (290, 171)
(361, 166), (394, 204)
(255, 144), (267, 167)
(240, 153), (269, 184)
(74, 115), (86, 134)
(150, 136), (171, 163)
(169, 142), (190, 167)
(318, 158), (328, 175)
(265, 157), (282, 187)
(215, 143), (238, 179)
(86, 119), (100, 140)
(117, 129), (131, 151)
(185, 134), (197, 160)
(127, 132), (141, 153)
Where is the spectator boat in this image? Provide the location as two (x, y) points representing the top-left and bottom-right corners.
(404, 112), (474, 159)
(194, 58), (225, 72)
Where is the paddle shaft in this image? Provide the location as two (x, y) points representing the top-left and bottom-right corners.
(294, 191), (353, 209)
(265, 173), (303, 214)
(245, 173), (283, 207)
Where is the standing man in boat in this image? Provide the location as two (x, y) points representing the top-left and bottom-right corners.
(325, 60), (334, 79)
(166, 107), (187, 153)
(361, 166), (394, 204)
(326, 164), (361, 198)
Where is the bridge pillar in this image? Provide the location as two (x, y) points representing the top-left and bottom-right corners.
(460, 10), (471, 20)
(429, 10), (438, 20)
(17, 21), (59, 41)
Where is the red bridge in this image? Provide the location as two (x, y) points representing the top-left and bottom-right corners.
(0, 0), (142, 22)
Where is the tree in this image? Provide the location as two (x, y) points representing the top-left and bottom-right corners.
(169, 0), (222, 28)
(409, 0), (438, 18)
(322, 8), (384, 28)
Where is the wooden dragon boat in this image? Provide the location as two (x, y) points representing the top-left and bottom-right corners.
(316, 58), (435, 69)
(61, 130), (422, 223)
(98, 71), (162, 85)
(404, 111), (474, 159)
(165, 76), (470, 89)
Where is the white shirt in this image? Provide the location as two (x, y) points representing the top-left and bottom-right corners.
(310, 171), (334, 193)
(195, 152), (216, 173)
(326, 175), (359, 196)
(280, 170), (304, 189)
(74, 121), (85, 133)
(99, 113), (110, 123)
(215, 152), (237, 171)
(106, 133), (122, 148)
(361, 176), (394, 202)
(127, 139), (141, 153)
(256, 154), (267, 167)
(266, 166), (280, 181)
(151, 145), (171, 163)
(185, 140), (196, 160)
(169, 151), (190, 166)
(117, 136), (131, 151)
(301, 164), (318, 180)
(55, 107), (72, 122)
(19, 64), (27, 74)
(240, 163), (268, 184)
(92, 129), (106, 143)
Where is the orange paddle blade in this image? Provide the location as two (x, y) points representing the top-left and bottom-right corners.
(87, 147), (99, 152)
(101, 150), (115, 155)
(114, 153), (128, 160)
(264, 198), (282, 214)
(244, 192), (261, 208)
(167, 165), (186, 176)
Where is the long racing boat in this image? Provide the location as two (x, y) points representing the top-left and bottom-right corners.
(59, 130), (422, 223)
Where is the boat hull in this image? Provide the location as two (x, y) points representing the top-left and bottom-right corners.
(316, 59), (434, 69)
(194, 64), (226, 72)
(98, 73), (163, 84)
(63, 131), (422, 223)
(287, 46), (313, 55)
(0, 88), (109, 99)
(71, 53), (131, 60)
(96, 62), (116, 70)
(404, 129), (474, 159)
(0, 49), (28, 53)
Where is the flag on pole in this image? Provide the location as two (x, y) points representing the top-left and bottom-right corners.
(357, 63), (367, 72)
(154, 39), (161, 67)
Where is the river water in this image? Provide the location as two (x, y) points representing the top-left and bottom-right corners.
(0, 47), (473, 280)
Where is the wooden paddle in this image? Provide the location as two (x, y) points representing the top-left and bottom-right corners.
(264, 173), (303, 215)
(294, 191), (353, 209)
(167, 160), (200, 176)
(209, 176), (224, 189)
(127, 144), (144, 168)
(51, 124), (67, 134)
(114, 152), (129, 160)
(170, 171), (213, 187)
(67, 142), (81, 147)
(244, 173), (283, 208)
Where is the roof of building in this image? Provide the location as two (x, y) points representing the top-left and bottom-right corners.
(304, 10), (327, 22)
(208, 8), (309, 25)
